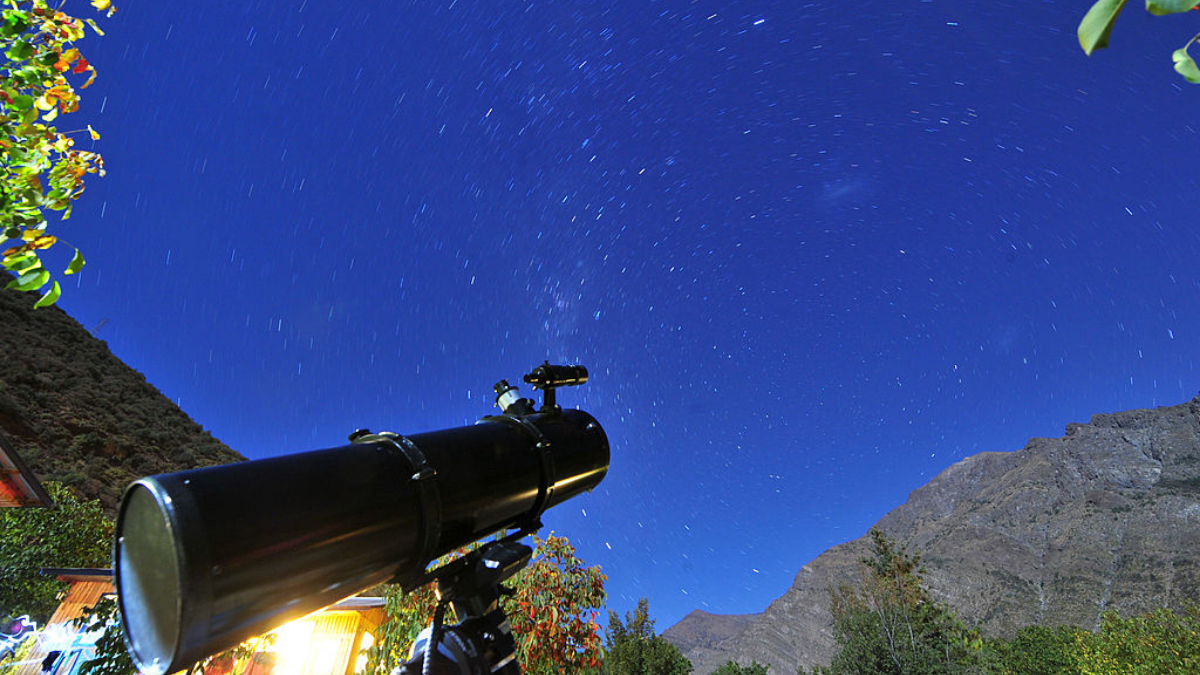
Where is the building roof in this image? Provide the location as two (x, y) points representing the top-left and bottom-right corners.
(328, 596), (386, 610)
(0, 429), (54, 508)
(40, 568), (114, 583)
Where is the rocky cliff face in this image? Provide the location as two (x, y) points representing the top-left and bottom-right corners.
(0, 280), (244, 511)
(664, 395), (1200, 674)
(662, 611), (758, 670)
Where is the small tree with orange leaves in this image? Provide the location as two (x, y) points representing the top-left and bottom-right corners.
(502, 533), (606, 674)
(366, 533), (606, 675)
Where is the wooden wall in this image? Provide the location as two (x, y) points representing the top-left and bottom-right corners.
(15, 577), (113, 675)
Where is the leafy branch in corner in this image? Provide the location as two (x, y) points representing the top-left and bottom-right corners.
(1079, 0), (1200, 83)
(72, 596), (135, 675)
(0, 0), (114, 307)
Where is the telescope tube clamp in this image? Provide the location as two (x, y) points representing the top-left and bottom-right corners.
(349, 430), (443, 579)
(478, 414), (556, 530)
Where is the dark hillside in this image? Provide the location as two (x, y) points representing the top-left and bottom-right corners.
(0, 277), (244, 512)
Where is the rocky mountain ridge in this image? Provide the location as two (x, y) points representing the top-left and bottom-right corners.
(664, 395), (1200, 674)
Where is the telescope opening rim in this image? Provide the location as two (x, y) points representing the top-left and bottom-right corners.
(115, 481), (186, 675)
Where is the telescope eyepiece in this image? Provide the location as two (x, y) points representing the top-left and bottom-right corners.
(493, 380), (535, 416)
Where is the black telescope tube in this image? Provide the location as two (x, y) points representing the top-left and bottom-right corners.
(114, 409), (608, 675)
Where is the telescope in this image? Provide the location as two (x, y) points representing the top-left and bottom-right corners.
(114, 363), (608, 675)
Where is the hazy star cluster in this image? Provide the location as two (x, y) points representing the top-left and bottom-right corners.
(57, 0), (1200, 627)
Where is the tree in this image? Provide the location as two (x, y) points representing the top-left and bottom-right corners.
(986, 625), (1085, 675)
(0, 481), (113, 621)
(364, 577), (439, 675)
(602, 597), (692, 675)
(1078, 0), (1200, 84)
(713, 660), (769, 675)
(1072, 606), (1200, 675)
(0, 0), (113, 306)
(820, 529), (983, 675)
(74, 596), (136, 675)
(503, 533), (607, 674)
(366, 533), (606, 675)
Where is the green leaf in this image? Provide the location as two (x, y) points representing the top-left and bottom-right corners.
(1, 11), (30, 38)
(1147, 0), (1197, 15)
(2, 253), (39, 272)
(6, 266), (48, 291)
(33, 280), (60, 307)
(1079, 0), (1131, 55)
(65, 248), (85, 274)
(10, 93), (34, 109)
(6, 40), (32, 60)
(1172, 47), (1200, 82)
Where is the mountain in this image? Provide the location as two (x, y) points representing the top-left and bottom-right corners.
(0, 279), (244, 512)
(663, 611), (758, 670)
(663, 394), (1200, 674)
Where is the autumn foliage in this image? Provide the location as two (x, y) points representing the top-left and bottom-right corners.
(1, 0), (114, 306)
(502, 533), (606, 674)
(366, 533), (606, 675)
(1074, 607), (1200, 675)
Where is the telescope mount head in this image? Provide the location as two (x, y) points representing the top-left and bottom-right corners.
(400, 538), (532, 675)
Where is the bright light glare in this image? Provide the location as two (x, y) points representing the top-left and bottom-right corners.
(354, 631), (374, 674)
(269, 620), (316, 675)
(265, 612), (364, 675)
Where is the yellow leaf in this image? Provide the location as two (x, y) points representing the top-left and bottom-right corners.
(42, 106), (58, 122)
(87, 124), (100, 140)
(90, 0), (111, 10)
(62, 48), (81, 63)
(45, 86), (73, 103)
(34, 96), (53, 111)
(29, 235), (56, 250)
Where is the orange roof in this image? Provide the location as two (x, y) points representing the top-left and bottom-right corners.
(0, 431), (53, 508)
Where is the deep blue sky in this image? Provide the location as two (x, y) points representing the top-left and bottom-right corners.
(48, 0), (1200, 629)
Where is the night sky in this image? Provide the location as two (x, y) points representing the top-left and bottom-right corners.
(46, 0), (1200, 629)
